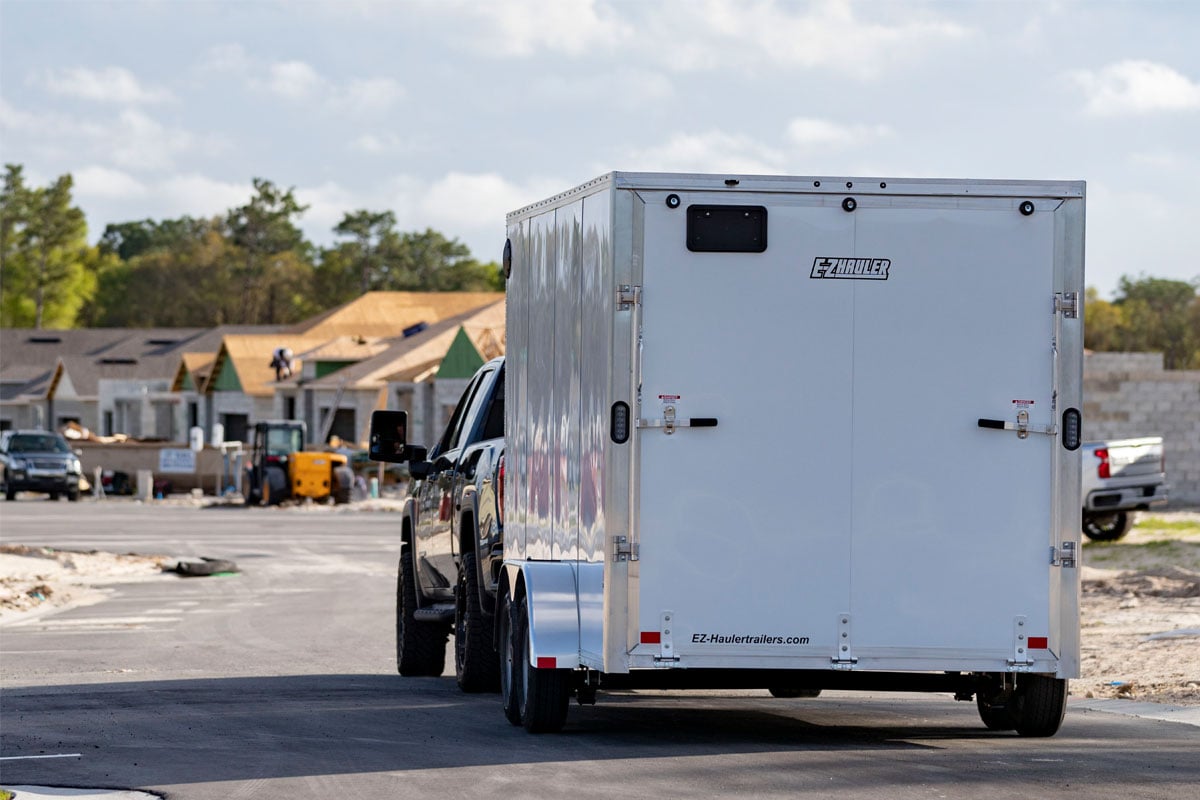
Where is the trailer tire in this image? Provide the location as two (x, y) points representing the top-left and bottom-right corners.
(455, 552), (500, 692)
(1012, 676), (1068, 737)
(976, 692), (1017, 731)
(515, 599), (570, 733)
(1083, 511), (1131, 542)
(500, 598), (523, 726)
(333, 466), (354, 505)
(396, 548), (448, 677)
(768, 687), (822, 698)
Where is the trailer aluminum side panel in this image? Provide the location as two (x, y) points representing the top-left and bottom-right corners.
(505, 173), (1083, 680)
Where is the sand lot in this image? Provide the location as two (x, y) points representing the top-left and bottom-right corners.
(3, 509), (1198, 705)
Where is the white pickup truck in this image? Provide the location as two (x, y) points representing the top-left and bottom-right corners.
(1081, 437), (1167, 541)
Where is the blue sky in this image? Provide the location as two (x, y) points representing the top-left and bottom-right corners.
(2, 0), (1198, 298)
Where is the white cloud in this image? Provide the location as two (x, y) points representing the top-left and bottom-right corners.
(622, 131), (786, 174)
(1069, 60), (1200, 116)
(158, 174), (252, 219)
(434, 0), (632, 56)
(642, 0), (970, 78)
(41, 66), (173, 104)
(265, 60), (326, 100)
(73, 166), (148, 199)
(106, 110), (203, 171)
(199, 43), (252, 74)
(342, 77), (405, 113)
(253, 60), (403, 114)
(0, 97), (58, 133)
(422, 172), (564, 234)
(296, 181), (362, 233)
(787, 118), (894, 150)
(350, 133), (417, 155)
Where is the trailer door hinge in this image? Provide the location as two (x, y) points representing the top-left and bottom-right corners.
(1008, 616), (1035, 670)
(1050, 541), (1077, 568)
(618, 284), (641, 310)
(1055, 292), (1079, 319)
(831, 613), (856, 669)
(613, 535), (639, 562)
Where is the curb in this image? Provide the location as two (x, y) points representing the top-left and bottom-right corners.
(1072, 698), (1200, 727)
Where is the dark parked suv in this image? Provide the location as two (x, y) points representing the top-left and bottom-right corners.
(1, 430), (83, 501)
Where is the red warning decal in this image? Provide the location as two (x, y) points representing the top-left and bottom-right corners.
(1028, 636), (1049, 649)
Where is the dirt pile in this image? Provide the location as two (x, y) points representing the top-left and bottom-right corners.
(1077, 513), (1200, 706)
(0, 544), (168, 620)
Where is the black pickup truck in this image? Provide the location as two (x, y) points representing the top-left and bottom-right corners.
(369, 357), (505, 692)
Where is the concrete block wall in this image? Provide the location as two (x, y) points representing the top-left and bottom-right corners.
(1083, 351), (1200, 507)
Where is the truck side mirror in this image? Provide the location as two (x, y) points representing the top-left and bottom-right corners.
(369, 410), (409, 463)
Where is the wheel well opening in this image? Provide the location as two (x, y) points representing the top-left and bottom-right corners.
(459, 511), (476, 557)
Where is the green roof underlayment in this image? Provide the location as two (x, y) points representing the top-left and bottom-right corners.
(436, 327), (485, 379)
(212, 359), (242, 392)
(315, 360), (356, 379)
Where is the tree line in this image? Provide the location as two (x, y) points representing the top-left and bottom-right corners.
(2, 164), (1198, 367)
(0, 165), (502, 329)
(1085, 278), (1200, 369)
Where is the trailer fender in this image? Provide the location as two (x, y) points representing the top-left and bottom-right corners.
(504, 561), (580, 671)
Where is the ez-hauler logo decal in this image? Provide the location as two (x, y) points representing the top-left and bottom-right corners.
(810, 257), (891, 280)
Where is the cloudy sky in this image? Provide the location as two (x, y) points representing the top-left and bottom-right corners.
(2, 0), (1197, 297)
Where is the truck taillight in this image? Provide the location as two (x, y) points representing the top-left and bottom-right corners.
(497, 455), (505, 527)
(1095, 448), (1110, 479)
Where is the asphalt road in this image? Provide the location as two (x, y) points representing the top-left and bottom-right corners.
(2, 501), (1198, 800)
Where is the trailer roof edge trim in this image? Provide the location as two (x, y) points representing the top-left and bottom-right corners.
(506, 172), (1085, 221)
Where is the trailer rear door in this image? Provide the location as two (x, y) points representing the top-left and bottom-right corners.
(632, 189), (1064, 668)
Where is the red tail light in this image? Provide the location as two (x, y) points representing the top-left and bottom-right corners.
(497, 455), (505, 527)
(1095, 448), (1110, 479)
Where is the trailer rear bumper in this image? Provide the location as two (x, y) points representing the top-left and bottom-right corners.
(592, 669), (1052, 694)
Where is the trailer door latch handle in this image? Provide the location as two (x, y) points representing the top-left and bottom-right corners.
(977, 413), (1055, 438)
(638, 406), (719, 435)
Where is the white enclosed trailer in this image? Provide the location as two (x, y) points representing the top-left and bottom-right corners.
(500, 172), (1085, 735)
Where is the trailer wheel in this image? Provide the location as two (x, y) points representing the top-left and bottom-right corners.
(395, 548), (448, 676)
(1011, 676), (1068, 737)
(515, 599), (570, 733)
(976, 691), (1017, 731)
(455, 552), (500, 692)
(500, 598), (523, 726)
(768, 687), (822, 698)
(333, 466), (354, 505)
(1083, 511), (1131, 542)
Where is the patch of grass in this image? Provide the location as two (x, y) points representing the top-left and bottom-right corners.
(1, 789), (13, 800)
(1135, 517), (1200, 533)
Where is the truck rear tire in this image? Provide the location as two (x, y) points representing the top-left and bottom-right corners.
(455, 552), (500, 692)
(514, 599), (571, 733)
(396, 548), (448, 677)
(1012, 675), (1068, 737)
(1083, 511), (1132, 542)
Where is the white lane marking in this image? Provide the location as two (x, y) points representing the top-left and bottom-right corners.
(0, 753), (82, 760)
